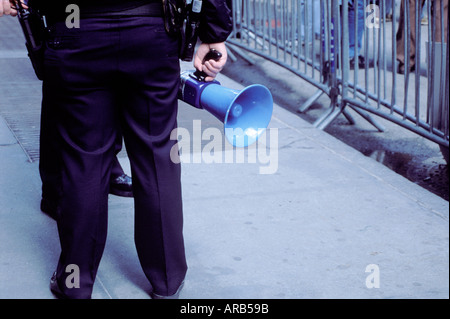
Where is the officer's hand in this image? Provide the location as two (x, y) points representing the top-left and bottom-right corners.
(0, 1), (23, 17)
(194, 42), (228, 82)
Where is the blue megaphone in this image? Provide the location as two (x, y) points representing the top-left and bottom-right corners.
(179, 71), (273, 147)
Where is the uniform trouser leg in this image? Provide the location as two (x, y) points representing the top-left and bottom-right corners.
(116, 17), (187, 297)
(44, 16), (187, 298)
(43, 69), (118, 298)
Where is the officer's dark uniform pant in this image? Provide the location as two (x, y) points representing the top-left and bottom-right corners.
(43, 15), (187, 298)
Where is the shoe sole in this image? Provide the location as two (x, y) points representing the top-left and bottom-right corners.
(109, 188), (133, 198)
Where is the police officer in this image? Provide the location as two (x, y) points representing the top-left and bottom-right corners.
(2, 0), (232, 298)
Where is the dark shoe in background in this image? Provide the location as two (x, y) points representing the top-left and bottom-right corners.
(350, 56), (375, 70)
(109, 174), (133, 197)
(397, 62), (415, 74)
(357, 56), (374, 69)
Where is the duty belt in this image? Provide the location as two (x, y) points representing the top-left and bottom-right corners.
(81, 2), (163, 18)
(45, 2), (164, 25)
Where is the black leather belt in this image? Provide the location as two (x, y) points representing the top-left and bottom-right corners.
(45, 2), (163, 25)
(82, 2), (163, 18)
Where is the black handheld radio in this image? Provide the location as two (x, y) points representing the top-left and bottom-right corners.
(15, 1), (47, 80)
(179, 0), (202, 62)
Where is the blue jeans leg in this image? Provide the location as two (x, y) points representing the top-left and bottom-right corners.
(348, 0), (365, 58)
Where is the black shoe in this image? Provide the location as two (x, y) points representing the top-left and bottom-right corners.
(109, 174), (133, 197)
(350, 56), (374, 69)
(41, 198), (58, 220)
(50, 272), (67, 299)
(150, 281), (184, 299)
(349, 57), (355, 70)
(358, 56), (374, 68)
(397, 62), (415, 74)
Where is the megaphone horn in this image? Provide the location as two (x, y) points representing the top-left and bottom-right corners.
(179, 71), (274, 147)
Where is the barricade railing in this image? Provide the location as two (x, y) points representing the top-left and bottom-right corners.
(227, 0), (449, 158)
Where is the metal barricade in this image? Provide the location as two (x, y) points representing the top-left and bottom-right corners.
(227, 0), (449, 159)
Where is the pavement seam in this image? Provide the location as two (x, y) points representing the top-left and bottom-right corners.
(0, 115), (33, 162)
(96, 274), (113, 299)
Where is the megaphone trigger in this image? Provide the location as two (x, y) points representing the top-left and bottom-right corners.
(193, 70), (207, 82)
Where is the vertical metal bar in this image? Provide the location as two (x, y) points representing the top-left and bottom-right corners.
(267, 0), (271, 53)
(267, 0), (273, 57)
(372, 2), (377, 96)
(444, 24), (450, 139)
(353, 0), (359, 98)
(233, 0), (241, 43)
(332, 0), (338, 88)
(257, 0), (262, 48)
(319, 0), (324, 82)
(280, 0), (285, 63)
(391, 0), (396, 112)
(298, 0), (303, 68)
(377, 3), (382, 110)
(342, 0), (349, 100)
(335, 0), (341, 77)
(438, 0), (445, 129)
(231, 0), (237, 39)
(414, 0), (421, 125)
(311, 0), (317, 78)
(427, 1), (433, 123)
(256, 0), (261, 49)
(403, 0), (410, 120)
(382, 0), (387, 101)
(261, 0), (267, 52)
(262, 0), (266, 50)
(281, 0), (285, 61)
(326, 0), (331, 66)
(364, 0), (369, 102)
(285, 0), (289, 64)
(429, 0), (436, 132)
(240, 0), (245, 45)
(241, 0), (245, 45)
(297, 0), (302, 69)
(328, 0), (334, 74)
(303, 0), (309, 74)
(252, 0), (256, 35)
(245, 0), (250, 47)
(290, 0), (295, 66)
(274, 0), (280, 59)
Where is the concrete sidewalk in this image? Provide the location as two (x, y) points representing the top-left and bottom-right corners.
(0, 14), (448, 298)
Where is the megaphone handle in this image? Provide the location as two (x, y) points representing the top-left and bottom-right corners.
(193, 49), (222, 82)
